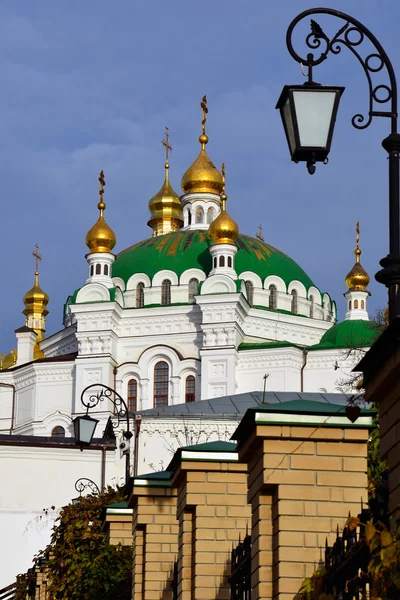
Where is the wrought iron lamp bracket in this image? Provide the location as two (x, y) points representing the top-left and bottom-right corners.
(74, 477), (100, 496)
(80, 383), (131, 438)
(286, 8), (398, 133)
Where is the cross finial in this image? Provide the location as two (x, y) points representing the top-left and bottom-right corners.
(256, 225), (264, 242)
(356, 221), (360, 250)
(32, 243), (42, 274)
(98, 170), (106, 214)
(161, 127), (173, 164)
(200, 94), (208, 135)
(221, 162), (226, 185)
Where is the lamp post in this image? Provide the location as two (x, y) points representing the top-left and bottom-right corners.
(73, 384), (133, 486)
(277, 8), (400, 322)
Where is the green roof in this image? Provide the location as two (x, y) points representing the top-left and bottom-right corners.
(311, 320), (382, 350)
(239, 341), (302, 351)
(132, 471), (171, 481)
(106, 501), (127, 509)
(181, 441), (237, 452)
(112, 230), (316, 290)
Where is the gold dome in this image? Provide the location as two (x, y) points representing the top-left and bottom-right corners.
(208, 163), (239, 246)
(148, 128), (183, 237)
(345, 221), (370, 291)
(85, 171), (116, 253)
(181, 95), (223, 196)
(22, 245), (49, 356)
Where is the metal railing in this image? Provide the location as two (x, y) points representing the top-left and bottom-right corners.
(230, 534), (251, 600)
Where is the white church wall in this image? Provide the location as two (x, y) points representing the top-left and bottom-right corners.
(236, 348), (303, 393)
(0, 387), (12, 432)
(304, 348), (365, 393)
(0, 444), (122, 589)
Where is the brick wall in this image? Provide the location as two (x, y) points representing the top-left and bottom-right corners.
(104, 513), (133, 546)
(130, 485), (178, 600)
(172, 459), (251, 600)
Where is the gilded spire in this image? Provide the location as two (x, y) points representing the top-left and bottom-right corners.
(208, 162), (239, 245)
(85, 170), (116, 253)
(23, 244), (49, 357)
(148, 128), (183, 237)
(181, 95), (223, 195)
(345, 221), (370, 291)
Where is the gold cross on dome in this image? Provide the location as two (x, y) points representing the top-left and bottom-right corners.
(98, 170), (106, 200)
(356, 220), (360, 249)
(161, 127), (173, 162)
(201, 94), (208, 134)
(32, 243), (42, 273)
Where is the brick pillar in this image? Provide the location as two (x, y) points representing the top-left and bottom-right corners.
(128, 476), (178, 600)
(235, 401), (373, 600)
(171, 443), (251, 600)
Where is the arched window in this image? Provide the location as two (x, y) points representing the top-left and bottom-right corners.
(195, 206), (204, 224)
(227, 256), (232, 268)
(354, 299), (359, 309)
(269, 284), (277, 310)
(361, 299), (365, 309)
(291, 289), (298, 315)
(219, 256), (225, 267)
(349, 300), (352, 310)
(127, 379), (138, 412)
(213, 257), (217, 268)
(185, 375), (195, 403)
(207, 207), (215, 224)
(51, 426), (65, 438)
(245, 281), (254, 307)
(161, 280), (171, 305)
(104, 264), (109, 276)
(188, 278), (199, 303)
(154, 361), (169, 407)
(136, 282), (145, 308)
(90, 265), (94, 276)
(309, 295), (314, 318)
(188, 210), (192, 225)
(95, 264), (101, 275)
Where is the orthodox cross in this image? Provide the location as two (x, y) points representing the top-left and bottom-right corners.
(221, 162), (226, 186)
(356, 220), (360, 250)
(162, 127), (172, 162)
(201, 94), (208, 134)
(32, 243), (42, 274)
(256, 224), (264, 242)
(98, 170), (106, 213)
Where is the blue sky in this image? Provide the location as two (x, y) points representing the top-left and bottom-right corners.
(0, 0), (399, 352)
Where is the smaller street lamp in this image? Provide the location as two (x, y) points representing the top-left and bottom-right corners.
(276, 82), (344, 174)
(73, 414), (99, 450)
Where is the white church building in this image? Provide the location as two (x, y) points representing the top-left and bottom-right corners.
(0, 97), (380, 587)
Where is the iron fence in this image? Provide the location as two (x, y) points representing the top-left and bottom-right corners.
(230, 534), (251, 600)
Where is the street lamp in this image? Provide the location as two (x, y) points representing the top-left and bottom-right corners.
(74, 384), (133, 485)
(277, 9), (400, 321)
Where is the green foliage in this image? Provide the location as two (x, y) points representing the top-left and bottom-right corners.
(367, 412), (387, 503)
(37, 487), (132, 600)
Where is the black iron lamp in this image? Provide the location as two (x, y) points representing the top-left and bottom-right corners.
(73, 414), (99, 450)
(276, 83), (344, 174)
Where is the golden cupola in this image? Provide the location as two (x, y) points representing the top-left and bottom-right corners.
(181, 95), (223, 196)
(23, 245), (49, 357)
(208, 163), (239, 246)
(148, 127), (183, 237)
(85, 171), (116, 254)
(345, 221), (370, 291)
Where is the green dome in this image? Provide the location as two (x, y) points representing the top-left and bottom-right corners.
(112, 230), (315, 289)
(314, 320), (381, 350)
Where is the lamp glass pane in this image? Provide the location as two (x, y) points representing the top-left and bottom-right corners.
(293, 90), (336, 148)
(79, 418), (97, 444)
(282, 97), (296, 154)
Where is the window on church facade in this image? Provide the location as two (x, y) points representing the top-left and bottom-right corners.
(354, 299), (359, 309)
(136, 282), (145, 308)
(154, 361), (169, 407)
(291, 289), (298, 315)
(188, 278), (199, 303)
(361, 300), (365, 309)
(213, 257), (217, 268)
(96, 264), (101, 275)
(51, 426), (65, 438)
(188, 210), (192, 225)
(185, 375), (195, 403)
(219, 256), (225, 267)
(90, 265), (94, 276)
(161, 280), (171, 305)
(195, 207), (204, 223)
(127, 379), (138, 412)
(104, 264), (109, 276)
(207, 207), (214, 224)
(309, 295), (314, 318)
(227, 256), (232, 268)
(269, 285), (277, 310)
(245, 281), (254, 306)
(349, 300), (352, 310)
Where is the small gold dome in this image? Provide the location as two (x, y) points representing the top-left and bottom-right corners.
(148, 163), (183, 236)
(86, 171), (116, 253)
(345, 222), (370, 291)
(208, 164), (239, 246)
(181, 95), (223, 195)
(23, 272), (49, 313)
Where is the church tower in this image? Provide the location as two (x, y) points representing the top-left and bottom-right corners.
(85, 170), (116, 287)
(181, 95), (223, 229)
(22, 244), (49, 359)
(148, 127), (183, 237)
(344, 222), (370, 321)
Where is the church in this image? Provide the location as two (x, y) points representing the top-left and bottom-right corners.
(0, 95), (379, 440)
